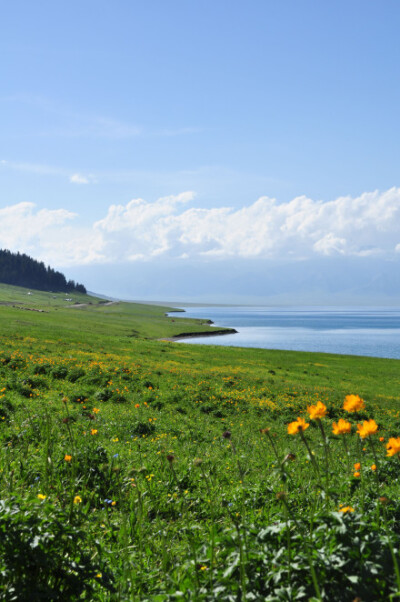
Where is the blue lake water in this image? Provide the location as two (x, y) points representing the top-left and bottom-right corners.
(171, 306), (400, 359)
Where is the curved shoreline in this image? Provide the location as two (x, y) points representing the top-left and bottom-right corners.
(160, 328), (238, 342)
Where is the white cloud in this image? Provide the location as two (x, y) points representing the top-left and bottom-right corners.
(70, 173), (89, 184)
(0, 202), (105, 266)
(2, 188), (400, 267)
(69, 173), (95, 185)
(91, 187), (400, 262)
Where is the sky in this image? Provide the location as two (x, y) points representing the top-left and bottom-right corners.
(1, 0), (400, 303)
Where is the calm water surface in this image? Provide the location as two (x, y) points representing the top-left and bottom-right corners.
(171, 306), (400, 359)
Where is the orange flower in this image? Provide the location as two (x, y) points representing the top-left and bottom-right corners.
(91, 429), (98, 436)
(371, 464), (377, 471)
(287, 417), (310, 435)
(307, 401), (327, 420)
(354, 462), (361, 471)
(343, 394), (365, 413)
(332, 418), (352, 435)
(386, 437), (400, 457)
(64, 454), (72, 462)
(379, 437), (385, 442)
(356, 419), (378, 439)
(353, 471), (360, 478)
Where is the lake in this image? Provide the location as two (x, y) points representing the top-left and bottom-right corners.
(172, 306), (400, 359)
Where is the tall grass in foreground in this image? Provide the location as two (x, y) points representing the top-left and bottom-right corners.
(1, 330), (400, 599)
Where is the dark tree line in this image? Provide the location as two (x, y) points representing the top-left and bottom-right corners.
(0, 249), (87, 294)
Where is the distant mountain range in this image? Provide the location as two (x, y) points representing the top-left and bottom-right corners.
(70, 256), (400, 305)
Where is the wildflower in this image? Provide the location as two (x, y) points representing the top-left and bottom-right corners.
(134, 403), (140, 408)
(287, 417), (309, 435)
(354, 462), (361, 471)
(339, 506), (354, 513)
(37, 494), (46, 500)
(96, 572), (102, 579)
(91, 429), (98, 435)
(353, 471), (360, 478)
(371, 464), (377, 471)
(74, 495), (82, 504)
(356, 419), (378, 439)
(386, 437), (400, 457)
(379, 436), (385, 442)
(64, 454), (72, 462)
(343, 394), (365, 412)
(307, 401), (327, 420)
(93, 408), (100, 413)
(332, 418), (352, 435)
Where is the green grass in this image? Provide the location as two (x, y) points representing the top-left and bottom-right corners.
(1, 283), (400, 600)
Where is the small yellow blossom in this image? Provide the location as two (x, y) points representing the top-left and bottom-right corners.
(64, 454), (72, 462)
(356, 419), (378, 439)
(74, 495), (82, 504)
(91, 429), (98, 436)
(339, 506), (355, 513)
(332, 418), (352, 435)
(343, 394), (365, 413)
(287, 417), (309, 435)
(386, 437), (400, 457)
(371, 464), (377, 471)
(307, 401), (327, 420)
(37, 494), (46, 500)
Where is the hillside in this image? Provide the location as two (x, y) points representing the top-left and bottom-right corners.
(0, 249), (87, 293)
(1, 283), (400, 600)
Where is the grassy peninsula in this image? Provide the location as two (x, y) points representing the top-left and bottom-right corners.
(1, 284), (400, 600)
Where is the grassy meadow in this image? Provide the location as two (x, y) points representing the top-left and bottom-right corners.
(1, 284), (400, 600)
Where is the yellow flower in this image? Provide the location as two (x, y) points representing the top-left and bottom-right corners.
(307, 401), (327, 420)
(64, 454), (72, 462)
(356, 419), (378, 439)
(91, 429), (98, 435)
(37, 494), (46, 500)
(74, 495), (82, 504)
(339, 506), (354, 513)
(343, 394), (365, 413)
(371, 464), (377, 471)
(287, 417), (310, 435)
(332, 418), (352, 435)
(386, 437), (400, 457)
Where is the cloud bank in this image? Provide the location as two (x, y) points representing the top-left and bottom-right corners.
(1, 188), (400, 267)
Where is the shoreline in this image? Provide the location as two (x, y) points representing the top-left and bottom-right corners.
(160, 328), (238, 342)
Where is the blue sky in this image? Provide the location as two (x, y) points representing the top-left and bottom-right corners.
(1, 1), (400, 302)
